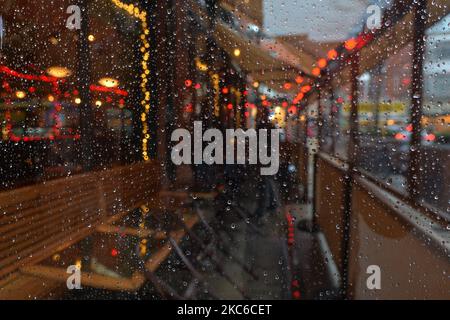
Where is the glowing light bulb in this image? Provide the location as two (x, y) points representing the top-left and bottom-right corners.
(15, 91), (26, 99)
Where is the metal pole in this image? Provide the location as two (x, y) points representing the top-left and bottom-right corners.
(341, 52), (360, 299)
(76, 0), (94, 171)
(407, 0), (426, 198)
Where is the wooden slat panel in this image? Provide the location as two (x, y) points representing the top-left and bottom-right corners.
(315, 154), (348, 275)
(0, 161), (161, 280)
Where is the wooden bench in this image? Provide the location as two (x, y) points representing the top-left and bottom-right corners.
(0, 161), (161, 299)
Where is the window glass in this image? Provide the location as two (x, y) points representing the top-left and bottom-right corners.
(356, 43), (413, 193)
(420, 13), (450, 212)
(319, 89), (334, 154)
(0, 0), (141, 189)
(332, 65), (352, 160)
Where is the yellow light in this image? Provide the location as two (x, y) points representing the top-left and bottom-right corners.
(48, 95), (55, 102)
(234, 48), (241, 57)
(88, 34), (95, 42)
(46, 66), (72, 78)
(112, 0), (150, 161)
(99, 77), (119, 88)
(253, 81), (259, 88)
(387, 119), (395, 126)
(195, 58), (208, 72)
(15, 91), (26, 99)
(49, 37), (59, 45)
(75, 98), (81, 104)
(95, 100), (102, 107)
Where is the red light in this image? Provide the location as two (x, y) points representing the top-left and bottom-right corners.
(111, 248), (119, 257)
(227, 103), (233, 110)
(243, 90), (248, 96)
(262, 100), (269, 107)
(0, 65), (59, 83)
(119, 98), (125, 105)
(312, 67), (321, 77)
(301, 85), (311, 93)
(295, 76), (304, 84)
(222, 87), (229, 94)
(194, 83), (201, 90)
(288, 106), (297, 115)
(425, 134), (436, 142)
(344, 38), (358, 51)
(355, 33), (373, 50)
(28, 87), (36, 93)
(395, 133), (407, 141)
(244, 111), (249, 117)
(73, 90), (79, 96)
(336, 97), (344, 104)
(282, 101), (288, 108)
(184, 103), (193, 113)
(295, 92), (305, 101)
(406, 124), (413, 132)
(185, 79), (192, 87)
(283, 82), (292, 90)
(90, 85), (128, 96)
(328, 49), (338, 60)
(318, 58), (327, 68)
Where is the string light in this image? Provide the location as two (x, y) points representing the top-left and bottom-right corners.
(112, 0), (150, 161)
(212, 74), (220, 117)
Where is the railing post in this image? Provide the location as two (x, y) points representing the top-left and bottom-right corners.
(407, 0), (426, 198)
(341, 51), (360, 299)
(76, 0), (94, 171)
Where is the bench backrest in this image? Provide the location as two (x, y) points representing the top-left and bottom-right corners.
(0, 161), (161, 279)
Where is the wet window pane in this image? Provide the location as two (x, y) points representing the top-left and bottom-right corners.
(0, 1), (141, 190)
(332, 66), (352, 160)
(356, 42), (413, 193)
(419, 13), (450, 213)
(0, 0), (448, 303)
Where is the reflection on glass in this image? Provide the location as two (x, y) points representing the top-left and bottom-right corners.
(356, 43), (413, 192)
